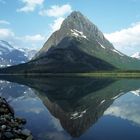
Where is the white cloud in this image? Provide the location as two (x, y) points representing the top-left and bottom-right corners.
(24, 34), (45, 42)
(16, 34), (46, 49)
(39, 4), (72, 17)
(104, 92), (140, 125)
(0, 27), (46, 49)
(104, 22), (140, 55)
(0, 20), (10, 25)
(39, 4), (72, 32)
(0, 28), (14, 38)
(50, 17), (64, 32)
(38, 9), (47, 16)
(17, 0), (44, 12)
(15, 34), (46, 49)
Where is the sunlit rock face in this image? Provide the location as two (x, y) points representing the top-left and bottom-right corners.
(35, 11), (114, 58)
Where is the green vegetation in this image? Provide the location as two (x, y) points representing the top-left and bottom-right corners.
(2, 71), (140, 78)
(40, 70), (140, 78)
(76, 72), (140, 78)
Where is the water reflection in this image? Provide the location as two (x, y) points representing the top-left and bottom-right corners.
(105, 92), (140, 125)
(0, 76), (140, 140)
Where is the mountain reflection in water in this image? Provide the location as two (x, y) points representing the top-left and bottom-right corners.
(0, 76), (140, 140)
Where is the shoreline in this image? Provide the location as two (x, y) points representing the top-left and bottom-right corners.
(0, 97), (33, 140)
(1, 71), (140, 78)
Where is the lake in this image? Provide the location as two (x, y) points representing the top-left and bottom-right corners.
(0, 76), (140, 140)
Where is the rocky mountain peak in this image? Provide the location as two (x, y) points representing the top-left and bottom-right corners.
(61, 11), (95, 36)
(61, 11), (88, 28)
(61, 11), (105, 40)
(35, 11), (114, 58)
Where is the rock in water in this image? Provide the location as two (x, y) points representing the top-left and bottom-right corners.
(0, 97), (33, 140)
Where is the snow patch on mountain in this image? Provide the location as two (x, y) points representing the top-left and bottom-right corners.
(97, 41), (106, 49)
(100, 99), (106, 105)
(0, 40), (37, 67)
(70, 109), (87, 120)
(71, 29), (88, 40)
(130, 89), (140, 96)
(112, 49), (124, 56)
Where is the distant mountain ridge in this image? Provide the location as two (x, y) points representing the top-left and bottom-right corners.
(2, 11), (140, 73)
(0, 40), (37, 67)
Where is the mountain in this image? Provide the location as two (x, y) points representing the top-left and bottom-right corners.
(28, 11), (140, 72)
(2, 11), (140, 73)
(131, 52), (140, 60)
(19, 48), (38, 60)
(0, 40), (37, 67)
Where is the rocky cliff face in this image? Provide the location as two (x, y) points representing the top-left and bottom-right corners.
(35, 11), (114, 58)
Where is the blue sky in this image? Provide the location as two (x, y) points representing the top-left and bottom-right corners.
(0, 0), (140, 55)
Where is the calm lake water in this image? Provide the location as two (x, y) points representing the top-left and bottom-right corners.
(0, 76), (140, 140)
